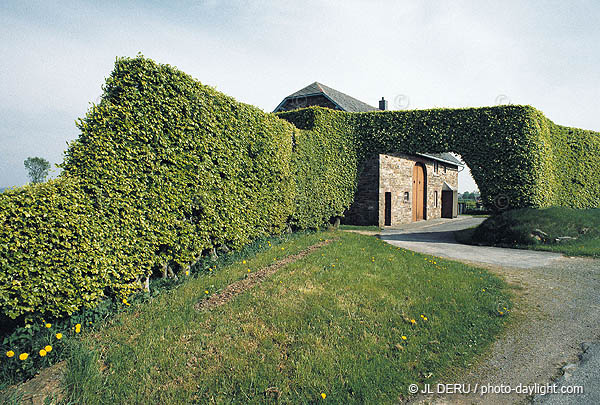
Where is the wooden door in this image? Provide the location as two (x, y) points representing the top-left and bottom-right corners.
(412, 163), (425, 221)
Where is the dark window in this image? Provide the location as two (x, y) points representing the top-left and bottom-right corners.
(434, 161), (439, 173)
(434, 191), (438, 208)
(444, 165), (447, 173)
(404, 192), (409, 202)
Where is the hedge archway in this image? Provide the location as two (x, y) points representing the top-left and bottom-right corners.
(278, 105), (600, 217)
(1, 55), (598, 321)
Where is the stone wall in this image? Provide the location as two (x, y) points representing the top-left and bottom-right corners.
(344, 153), (459, 227)
(378, 153), (459, 227)
(343, 155), (379, 225)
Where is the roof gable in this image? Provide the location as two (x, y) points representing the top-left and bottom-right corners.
(276, 82), (378, 112)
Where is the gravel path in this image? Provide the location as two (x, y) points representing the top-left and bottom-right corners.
(410, 256), (600, 404)
(533, 341), (600, 404)
(385, 218), (600, 404)
(380, 217), (562, 269)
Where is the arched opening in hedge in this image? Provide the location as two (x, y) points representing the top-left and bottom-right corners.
(1, 55), (598, 322)
(278, 104), (600, 218)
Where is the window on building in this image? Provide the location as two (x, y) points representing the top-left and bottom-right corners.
(404, 192), (409, 202)
(434, 161), (439, 173)
(434, 191), (438, 207)
(444, 165), (447, 173)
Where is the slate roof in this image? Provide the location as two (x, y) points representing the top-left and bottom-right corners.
(275, 82), (378, 112)
(418, 153), (464, 167)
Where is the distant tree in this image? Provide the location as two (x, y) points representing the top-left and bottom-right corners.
(24, 157), (51, 184)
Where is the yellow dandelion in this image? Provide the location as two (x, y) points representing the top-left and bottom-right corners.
(204, 290), (209, 294)
(56, 333), (63, 340)
(331, 264), (335, 267)
(482, 289), (485, 292)
(247, 268), (251, 273)
(242, 260), (246, 264)
(45, 345), (52, 353)
(19, 353), (29, 361)
(321, 393), (326, 399)
(410, 319), (416, 324)
(281, 247), (285, 250)
(185, 270), (189, 276)
(401, 336), (407, 340)
(423, 316), (428, 321)
(45, 323), (51, 328)
(39, 349), (47, 357)
(75, 324), (81, 333)
(6, 350), (14, 358)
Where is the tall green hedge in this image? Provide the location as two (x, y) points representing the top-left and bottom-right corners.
(528, 110), (600, 208)
(281, 108), (358, 229)
(279, 105), (600, 213)
(0, 56), (295, 321)
(1, 55), (598, 322)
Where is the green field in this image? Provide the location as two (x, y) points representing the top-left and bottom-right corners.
(60, 231), (510, 404)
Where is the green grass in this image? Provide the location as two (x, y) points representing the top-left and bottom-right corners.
(454, 227), (477, 245)
(339, 224), (381, 231)
(62, 231), (510, 404)
(456, 207), (600, 258)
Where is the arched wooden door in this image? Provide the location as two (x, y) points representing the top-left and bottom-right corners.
(412, 163), (426, 221)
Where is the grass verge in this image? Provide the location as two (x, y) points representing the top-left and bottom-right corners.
(339, 225), (381, 232)
(456, 207), (600, 258)
(62, 231), (510, 404)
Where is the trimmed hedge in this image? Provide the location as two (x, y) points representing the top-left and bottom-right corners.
(1, 55), (598, 323)
(280, 105), (600, 213)
(0, 179), (101, 320)
(529, 111), (600, 208)
(284, 108), (358, 229)
(1, 56), (295, 322)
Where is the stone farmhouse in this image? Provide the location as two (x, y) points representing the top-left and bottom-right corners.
(275, 82), (463, 227)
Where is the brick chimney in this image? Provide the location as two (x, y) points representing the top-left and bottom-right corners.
(379, 97), (388, 111)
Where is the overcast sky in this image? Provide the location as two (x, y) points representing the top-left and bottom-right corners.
(2, 0), (599, 191)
